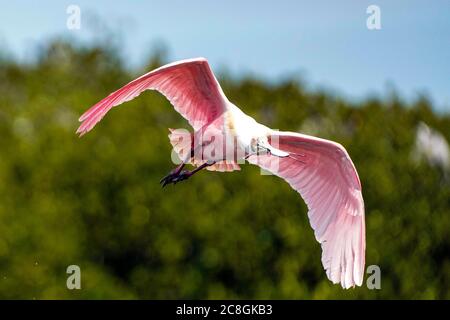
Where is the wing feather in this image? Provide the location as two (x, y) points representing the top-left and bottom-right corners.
(77, 58), (228, 136)
(248, 131), (365, 288)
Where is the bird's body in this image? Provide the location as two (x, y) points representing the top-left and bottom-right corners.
(77, 58), (365, 289)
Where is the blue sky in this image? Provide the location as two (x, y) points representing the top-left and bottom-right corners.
(1, 0), (449, 110)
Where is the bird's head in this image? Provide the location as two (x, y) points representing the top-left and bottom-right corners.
(253, 136), (289, 157)
(251, 137), (270, 155)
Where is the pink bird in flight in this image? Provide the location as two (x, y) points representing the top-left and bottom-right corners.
(77, 58), (365, 289)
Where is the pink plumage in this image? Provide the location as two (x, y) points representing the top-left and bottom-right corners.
(77, 58), (366, 289)
(248, 133), (365, 288)
(77, 58), (227, 135)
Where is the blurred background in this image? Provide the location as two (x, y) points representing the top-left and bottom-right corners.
(0, 0), (449, 299)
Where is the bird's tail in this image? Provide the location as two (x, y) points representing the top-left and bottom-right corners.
(168, 128), (194, 164)
(168, 128), (241, 172)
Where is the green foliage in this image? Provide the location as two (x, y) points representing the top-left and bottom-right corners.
(0, 40), (449, 299)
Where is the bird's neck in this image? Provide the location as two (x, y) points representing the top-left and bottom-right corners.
(225, 103), (272, 149)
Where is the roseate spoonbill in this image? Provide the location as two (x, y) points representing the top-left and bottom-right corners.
(77, 58), (365, 289)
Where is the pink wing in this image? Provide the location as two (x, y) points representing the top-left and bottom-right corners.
(248, 132), (365, 289)
(77, 58), (228, 136)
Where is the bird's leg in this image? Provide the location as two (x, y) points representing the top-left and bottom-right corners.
(160, 161), (215, 187)
(186, 161), (215, 177)
(160, 163), (185, 187)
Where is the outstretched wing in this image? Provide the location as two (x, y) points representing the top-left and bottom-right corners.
(247, 132), (365, 289)
(77, 57), (228, 136)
